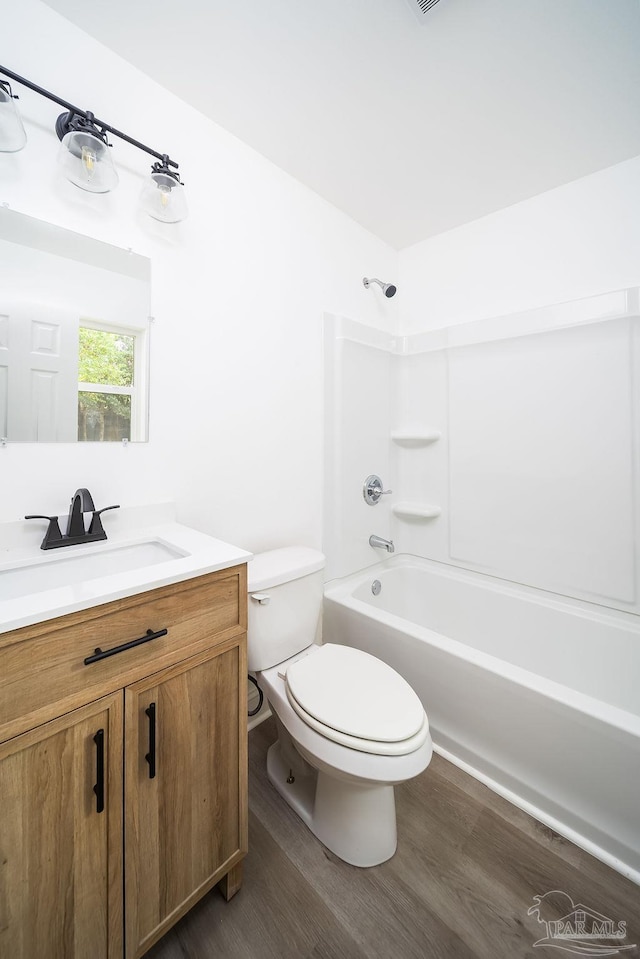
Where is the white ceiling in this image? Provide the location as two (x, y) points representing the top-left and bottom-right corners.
(43, 0), (640, 249)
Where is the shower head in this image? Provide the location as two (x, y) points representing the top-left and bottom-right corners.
(363, 277), (397, 298)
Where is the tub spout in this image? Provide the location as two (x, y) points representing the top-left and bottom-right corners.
(369, 534), (394, 553)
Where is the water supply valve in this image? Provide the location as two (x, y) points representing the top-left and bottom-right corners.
(363, 474), (392, 506)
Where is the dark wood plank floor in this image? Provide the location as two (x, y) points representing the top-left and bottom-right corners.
(146, 716), (640, 959)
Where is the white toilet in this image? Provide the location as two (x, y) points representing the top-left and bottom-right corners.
(248, 547), (432, 867)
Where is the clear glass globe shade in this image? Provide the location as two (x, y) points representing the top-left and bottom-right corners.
(140, 170), (188, 223)
(57, 129), (119, 193)
(0, 86), (27, 153)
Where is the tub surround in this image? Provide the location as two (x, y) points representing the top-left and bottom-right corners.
(324, 555), (640, 884)
(324, 290), (640, 614)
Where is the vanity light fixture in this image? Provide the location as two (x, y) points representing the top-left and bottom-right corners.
(0, 79), (27, 153)
(0, 64), (187, 221)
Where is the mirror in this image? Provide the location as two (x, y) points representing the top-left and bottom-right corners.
(0, 207), (151, 442)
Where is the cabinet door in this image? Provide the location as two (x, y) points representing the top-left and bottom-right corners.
(0, 693), (123, 959)
(125, 639), (247, 959)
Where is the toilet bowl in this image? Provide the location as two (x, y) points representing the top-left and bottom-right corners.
(249, 548), (432, 867)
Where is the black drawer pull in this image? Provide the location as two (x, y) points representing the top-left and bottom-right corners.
(83, 628), (168, 665)
(93, 728), (105, 814)
(145, 702), (156, 779)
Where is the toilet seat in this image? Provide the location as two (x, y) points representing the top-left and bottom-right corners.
(286, 692), (430, 756)
(284, 644), (429, 756)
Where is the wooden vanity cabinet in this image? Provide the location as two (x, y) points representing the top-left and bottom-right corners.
(125, 640), (245, 957)
(0, 564), (248, 959)
(0, 693), (123, 959)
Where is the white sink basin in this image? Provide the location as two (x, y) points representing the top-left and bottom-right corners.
(0, 540), (186, 600)
(0, 513), (252, 636)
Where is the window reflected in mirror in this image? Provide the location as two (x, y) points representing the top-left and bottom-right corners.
(78, 326), (140, 441)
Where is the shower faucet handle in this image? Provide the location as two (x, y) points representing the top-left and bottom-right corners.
(363, 475), (393, 506)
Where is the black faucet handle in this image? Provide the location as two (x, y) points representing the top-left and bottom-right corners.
(25, 514), (64, 549)
(88, 504), (121, 538)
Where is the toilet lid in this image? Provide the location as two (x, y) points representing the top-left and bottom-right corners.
(285, 643), (425, 744)
(286, 688), (430, 756)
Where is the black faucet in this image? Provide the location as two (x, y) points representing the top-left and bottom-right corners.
(26, 488), (120, 550)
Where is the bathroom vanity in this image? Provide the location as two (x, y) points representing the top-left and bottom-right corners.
(0, 517), (250, 959)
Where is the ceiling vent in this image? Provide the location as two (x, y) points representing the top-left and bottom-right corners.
(405, 0), (443, 23)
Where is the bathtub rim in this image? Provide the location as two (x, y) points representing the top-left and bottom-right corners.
(323, 554), (640, 738)
(325, 552), (640, 631)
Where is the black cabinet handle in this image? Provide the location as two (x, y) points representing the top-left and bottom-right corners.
(93, 729), (105, 814)
(145, 702), (156, 779)
(83, 628), (168, 666)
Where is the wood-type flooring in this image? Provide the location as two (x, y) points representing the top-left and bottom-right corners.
(146, 716), (639, 959)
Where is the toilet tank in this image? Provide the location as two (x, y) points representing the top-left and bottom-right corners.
(247, 547), (325, 671)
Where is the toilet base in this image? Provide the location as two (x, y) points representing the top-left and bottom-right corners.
(266, 739), (397, 867)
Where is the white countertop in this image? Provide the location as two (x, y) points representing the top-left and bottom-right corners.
(0, 506), (252, 635)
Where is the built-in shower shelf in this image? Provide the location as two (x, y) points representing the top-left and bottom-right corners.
(391, 430), (441, 447)
(392, 503), (441, 521)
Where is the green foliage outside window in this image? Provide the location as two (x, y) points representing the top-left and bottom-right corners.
(78, 327), (134, 441)
(79, 327), (134, 388)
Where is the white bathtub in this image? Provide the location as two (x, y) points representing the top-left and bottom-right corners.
(323, 554), (640, 883)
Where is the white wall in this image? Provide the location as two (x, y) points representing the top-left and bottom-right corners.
(399, 155), (640, 334)
(0, 0), (398, 551)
